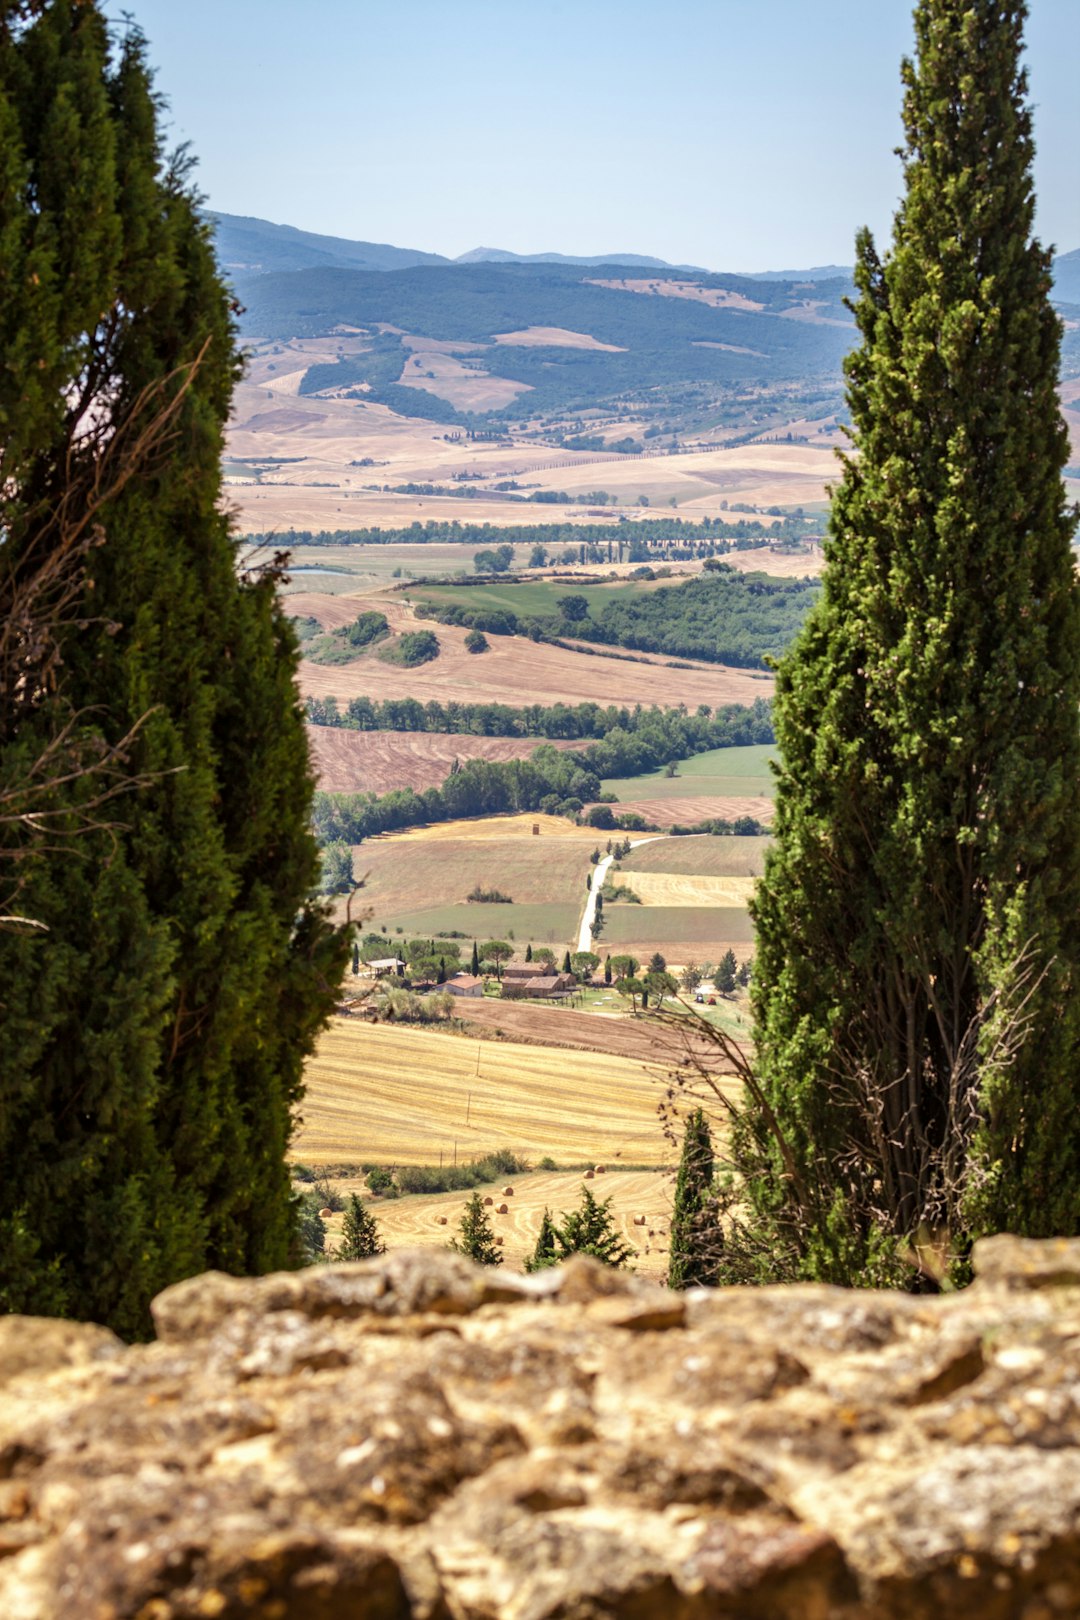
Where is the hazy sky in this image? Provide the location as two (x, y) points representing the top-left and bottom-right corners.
(122, 1), (1079, 272)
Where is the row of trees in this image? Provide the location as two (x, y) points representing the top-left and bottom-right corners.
(305, 693), (774, 750)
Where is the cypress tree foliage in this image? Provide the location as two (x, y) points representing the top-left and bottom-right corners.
(470, 939), (480, 976)
(553, 1186), (635, 1268)
(747, 0), (1080, 1284)
(525, 943), (533, 962)
(0, 3), (347, 1336)
(524, 1208), (558, 1272)
(336, 1195), (385, 1260)
(667, 1109), (722, 1289)
(450, 1191), (502, 1266)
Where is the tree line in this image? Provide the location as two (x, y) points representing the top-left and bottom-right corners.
(250, 514), (819, 549)
(419, 567), (820, 670)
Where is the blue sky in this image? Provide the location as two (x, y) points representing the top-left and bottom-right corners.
(122, 1), (1079, 272)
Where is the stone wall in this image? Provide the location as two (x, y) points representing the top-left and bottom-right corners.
(1, 1236), (1079, 1617)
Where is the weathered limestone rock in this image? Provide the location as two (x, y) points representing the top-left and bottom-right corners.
(3, 1240), (1080, 1617)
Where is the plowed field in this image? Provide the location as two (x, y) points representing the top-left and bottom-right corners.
(450, 997), (723, 1067)
(297, 1019), (711, 1165)
(308, 728), (587, 795)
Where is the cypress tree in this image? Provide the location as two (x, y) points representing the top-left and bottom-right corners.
(748, 0), (1080, 1282)
(0, 4), (346, 1335)
(668, 1109), (722, 1289)
(470, 939), (480, 976)
(524, 1208), (558, 1272)
(337, 1194), (385, 1260)
(525, 942), (533, 962)
(553, 1186), (635, 1268)
(562, 949), (572, 975)
(450, 1191), (502, 1266)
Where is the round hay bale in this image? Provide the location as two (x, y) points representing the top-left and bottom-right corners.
(318, 1208), (333, 1219)
(584, 1169), (595, 1180)
(496, 1202), (509, 1214)
(594, 1164), (606, 1174)
(436, 1216), (448, 1226)
(483, 1196), (494, 1206)
(633, 1214), (646, 1226)
(495, 1235), (504, 1246)
(502, 1186), (514, 1196)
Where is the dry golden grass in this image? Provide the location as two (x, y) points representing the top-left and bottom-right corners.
(297, 1018), (694, 1166)
(382, 812), (604, 843)
(621, 872), (757, 907)
(298, 616), (773, 713)
(320, 1169), (674, 1279)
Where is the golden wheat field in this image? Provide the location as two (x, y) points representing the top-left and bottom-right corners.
(319, 1169), (675, 1281)
(620, 872), (758, 907)
(296, 1018), (710, 1166)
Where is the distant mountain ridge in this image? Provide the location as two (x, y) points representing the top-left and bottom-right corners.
(210, 212), (1078, 296)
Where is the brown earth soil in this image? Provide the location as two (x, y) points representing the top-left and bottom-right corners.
(308, 728), (589, 795)
(449, 996), (723, 1068)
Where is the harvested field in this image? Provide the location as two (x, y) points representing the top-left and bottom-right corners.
(599, 905), (756, 950)
(307, 728), (587, 795)
(602, 795), (775, 829)
(352, 834), (593, 918)
(371, 813), (606, 844)
(319, 1169), (674, 1280)
(618, 873), (757, 907)
(492, 326), (626, 351)
(297, 1020), (697, 1164)
(299, 616), (773, 712)
(619, 834), (771, 877)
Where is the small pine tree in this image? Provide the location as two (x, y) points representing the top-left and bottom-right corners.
(668, 1110), (723, 1289)
(337, 1194), (385, 1260)
(715, 949), (737, 995)
(649, 952), (667, 974)
(470, 940), (480, 976)
(524, 1208), (558, 1272)
(554, 1186), (635, 1268)
(450, 1191), (503, 1266)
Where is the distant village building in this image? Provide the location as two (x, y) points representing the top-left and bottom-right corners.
(367, 957), (404, 978)
(445, 973), (484, 998)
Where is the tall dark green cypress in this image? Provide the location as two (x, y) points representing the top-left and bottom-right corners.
(667, 1109), (721, 1289)
(747, 0), (1080, 1283)
(0, 3), (346, 1335)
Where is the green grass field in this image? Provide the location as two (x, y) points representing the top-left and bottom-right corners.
(603, 743), (776, 803)
(597, 905), (757, 947)
(377, 902), (582, 949)
(409, 578), (643, 619)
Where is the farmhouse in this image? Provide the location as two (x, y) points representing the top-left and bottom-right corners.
(501, 971), (576, 1002)
(444, 973), (484, 998)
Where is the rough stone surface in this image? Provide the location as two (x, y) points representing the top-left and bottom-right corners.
(2, 1239), (1080, 1617)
